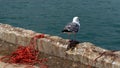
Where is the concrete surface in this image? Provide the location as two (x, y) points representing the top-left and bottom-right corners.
(0, 23), (120, 68)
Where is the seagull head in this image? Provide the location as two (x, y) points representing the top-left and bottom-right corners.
(72, 16), (80, 25)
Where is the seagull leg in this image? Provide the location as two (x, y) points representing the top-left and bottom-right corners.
(67, 33), (72, 40)
(74, 33), (76, 41)
(68, 34), (71, 40)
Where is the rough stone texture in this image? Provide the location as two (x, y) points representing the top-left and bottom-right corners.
(0, 23), (120, 68)
(0, 39), (90, 68)
(0, 58), (39, 68)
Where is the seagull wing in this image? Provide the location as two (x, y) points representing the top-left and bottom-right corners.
(62, 22), (80, 33)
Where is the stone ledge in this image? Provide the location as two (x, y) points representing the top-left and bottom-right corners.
(0, 23), (120, 68)
(0, 57), (39, 68)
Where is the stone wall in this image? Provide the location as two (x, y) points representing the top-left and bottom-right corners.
(0, 23), (120, 68)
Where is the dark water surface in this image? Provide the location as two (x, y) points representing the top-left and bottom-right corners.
(0, 0), (120, 50)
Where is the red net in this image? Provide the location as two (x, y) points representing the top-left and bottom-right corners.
(0, 34), (48, 68)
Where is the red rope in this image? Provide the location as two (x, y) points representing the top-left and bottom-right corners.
(0, 34), (48, 68)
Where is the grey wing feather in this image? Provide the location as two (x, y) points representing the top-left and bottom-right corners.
(64, 22), (80, 33)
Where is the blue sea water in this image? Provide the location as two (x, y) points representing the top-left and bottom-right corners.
(0, 0), (120, 50)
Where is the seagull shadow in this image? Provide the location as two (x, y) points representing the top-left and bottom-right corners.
(66, 40), (80, 51)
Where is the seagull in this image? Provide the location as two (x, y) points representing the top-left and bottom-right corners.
(62, 16), (80, 40)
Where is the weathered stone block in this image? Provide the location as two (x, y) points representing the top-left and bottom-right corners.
(0, 31), (4, 40)
(58, 44), (67, 58)
(38, 38), (55, 55)
(0, 23), (120, 68)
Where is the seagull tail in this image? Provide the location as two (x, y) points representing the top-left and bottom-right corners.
(62, 29), (71, 33)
